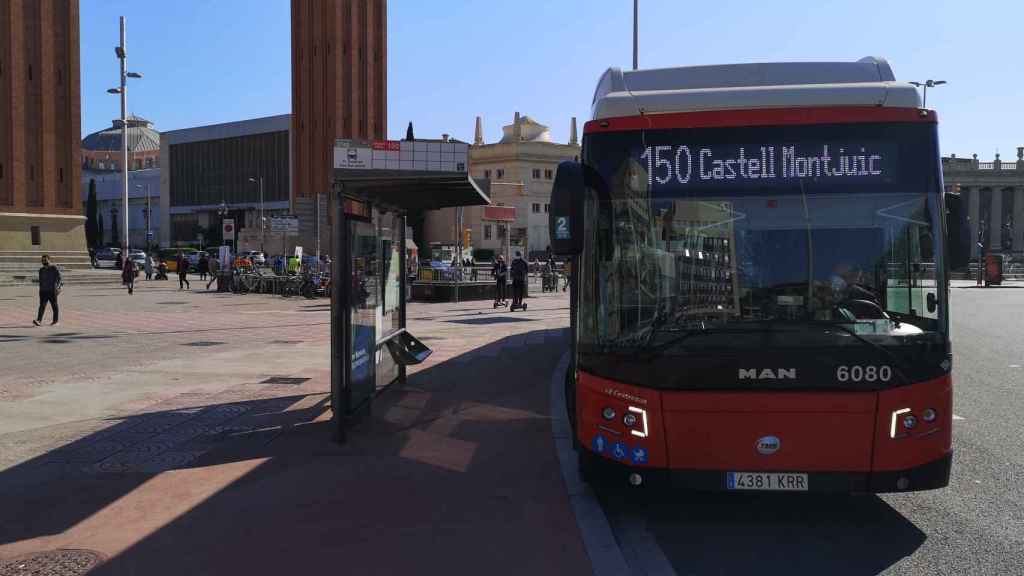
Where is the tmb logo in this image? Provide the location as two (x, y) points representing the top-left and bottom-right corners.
(738, 368), (796, 380)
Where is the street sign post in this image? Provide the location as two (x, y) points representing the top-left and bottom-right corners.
(222, 219), (235, 248)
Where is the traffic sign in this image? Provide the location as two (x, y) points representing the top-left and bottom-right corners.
(222, 219), (235, 237)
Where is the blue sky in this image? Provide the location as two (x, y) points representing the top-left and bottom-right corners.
(82, 0), (1023, 160)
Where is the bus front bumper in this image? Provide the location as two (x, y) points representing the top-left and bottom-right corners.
(581, 450), (952, 494)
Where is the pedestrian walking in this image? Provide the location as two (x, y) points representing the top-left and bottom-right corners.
(492, 254), (508, 306)
(198, 252), (209, 281)
(144, 252), (153, 280)
(156, 258), (168, 280)
(122, 255), (136, 295)
(206, 255), (220, 290)
(510, 251), (528, 309)
(177, 251), (190, 290)
(33, 254), (62, 326)
(88, 247), (98, 268)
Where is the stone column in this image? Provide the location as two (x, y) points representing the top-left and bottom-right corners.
(1015, 187), (1024, 253)
(990, 187), (1002, 250)
(968, 187), (980, 258)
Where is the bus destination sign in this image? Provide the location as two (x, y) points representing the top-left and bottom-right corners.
(638, 142), (898, 192)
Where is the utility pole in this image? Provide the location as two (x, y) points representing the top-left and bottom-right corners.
(633, 0), (639, 70)
(109, 16), (142, 252)
(118, 18), (128, 251)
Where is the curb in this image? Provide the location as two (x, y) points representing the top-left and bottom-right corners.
(550, 352), (631, 576)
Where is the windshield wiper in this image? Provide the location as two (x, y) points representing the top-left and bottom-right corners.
(632, 322), (776, 360)
(771, 320), (913, 386)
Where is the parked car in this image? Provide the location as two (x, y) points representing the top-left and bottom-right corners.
(240, 250), (267, 266)
(95, 247), (121, 269)
(157, 248), (199, 272)
(127, 249), (147, 267)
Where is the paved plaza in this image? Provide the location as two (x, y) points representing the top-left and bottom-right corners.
(0, 277), (589, 575)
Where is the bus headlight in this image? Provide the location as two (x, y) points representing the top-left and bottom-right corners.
(602, 407), (616, 421)
(922, 408), (937, 422)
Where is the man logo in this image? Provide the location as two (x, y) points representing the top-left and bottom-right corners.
(756, 436), (781, 455)
(738, 368), (796, 380)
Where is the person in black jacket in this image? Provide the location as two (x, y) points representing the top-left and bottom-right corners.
(177, 251), (190, 290)
(33, 254), (62, 326)
(492, 255), (508, 305)
(510, 251), (528, 308)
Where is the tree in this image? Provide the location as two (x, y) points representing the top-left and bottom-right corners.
(97, 212), (105, 246)
(85, 179), (98, 248)
(405, 121), (415, 141)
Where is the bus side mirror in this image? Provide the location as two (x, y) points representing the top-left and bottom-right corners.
(549, 161), (585, 256)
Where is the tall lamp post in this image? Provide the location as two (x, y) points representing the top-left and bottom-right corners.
(218, 201), (230, 245)
(135, 183), (151, 251)
(108, 16), (142, 252)
(248, 177), (265, 253)
(908, 79), (946, 109)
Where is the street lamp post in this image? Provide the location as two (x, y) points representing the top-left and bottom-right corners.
(136, 183), (150, 251)
(108, 16), (142, 252)
(908, 79), (946, 109)
(218, 201), (230, 239)
(248, 177), (265, 253)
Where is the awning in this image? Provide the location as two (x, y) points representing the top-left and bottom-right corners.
(333, 170), (490, 212)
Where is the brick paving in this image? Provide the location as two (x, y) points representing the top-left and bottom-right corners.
(0, 280), (590, 575)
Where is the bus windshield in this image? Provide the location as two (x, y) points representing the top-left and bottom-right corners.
(578, 122), (948, 390)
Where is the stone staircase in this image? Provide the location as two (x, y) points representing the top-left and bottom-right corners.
(0, 250), (120, 287)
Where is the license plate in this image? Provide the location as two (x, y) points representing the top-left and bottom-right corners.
(727, 472), (808, 491)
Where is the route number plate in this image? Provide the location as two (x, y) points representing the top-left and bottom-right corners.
(727, 472), (808, 491)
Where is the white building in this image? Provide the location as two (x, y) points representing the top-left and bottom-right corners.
(81, 168), (161, 249)
(423, 113), (580, 261)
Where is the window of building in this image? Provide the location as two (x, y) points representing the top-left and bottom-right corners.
(496, 169), (504, 180)
(532, 203), (541, 214)
(545, 169), (553, 179)
(59, 168), (63, 183)
(30, 226), (40, 246)
(544, 203), (549, 213)
(0, 163), (4, 180)
(532, 168), (541, 179)
(484, 169), (491, 179)
(146, 158), (153, 168)
(27, 65), (32, 81)
(134, 159), (142, 170)
(484, 224), (492, 240)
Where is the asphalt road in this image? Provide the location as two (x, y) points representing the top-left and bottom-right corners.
(599, 282), (1024, 576)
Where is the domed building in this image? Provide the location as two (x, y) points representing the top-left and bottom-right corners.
(81, 114), (160, 172)
(422, 112), (580, 262)
(80, 115), (162, 250)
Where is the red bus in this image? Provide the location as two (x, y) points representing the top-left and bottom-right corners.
(549, 57), (951, 493)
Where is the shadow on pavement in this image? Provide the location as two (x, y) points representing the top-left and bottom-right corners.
(603, 491), (925, 574)
(0, 327), (591, 576)
(0, 392), (331, 547)
(445, 316), (536, 325)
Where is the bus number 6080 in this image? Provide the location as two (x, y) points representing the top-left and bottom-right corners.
(836, 365), (892, 382)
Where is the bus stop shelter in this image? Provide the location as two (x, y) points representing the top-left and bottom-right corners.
(330, 165), (490, 442)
